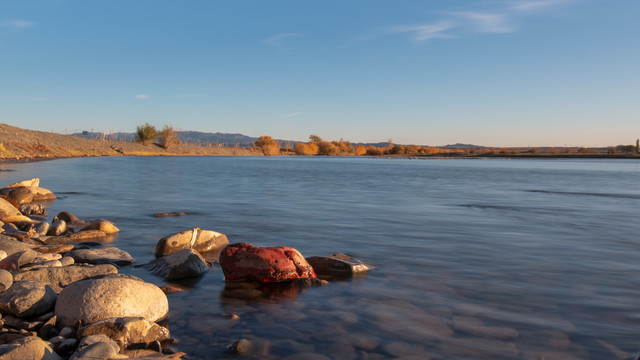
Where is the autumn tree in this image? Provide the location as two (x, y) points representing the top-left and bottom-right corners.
(255, 136), (280, 156)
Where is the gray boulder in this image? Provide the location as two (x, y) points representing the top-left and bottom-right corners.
(13, 264), (118, 292)
(69, 334), (122, 360)
(66, 248), (134, 266)
(0, 281), (57, 318)
(77, 317), (170, 349)
(0, 336), (61, 360)
(55, 275), (169, 328)
(154, 228), (229, 258)
(145, 249), (208, 279)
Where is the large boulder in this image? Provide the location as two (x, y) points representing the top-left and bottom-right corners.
(0, 281), (57, 318)
(145, 249), (208, 280)
(0, 186), (56, 205)
(13, 264), (118, 292)
(219, 243), (317, 282)
(77, 317), (170, 349)
(154, 228), (229, 258)
(66, 248), (133, 266)
(55, 275), (169, 328)
(0, 197), (21, 219)
(0, 336), (61, 360)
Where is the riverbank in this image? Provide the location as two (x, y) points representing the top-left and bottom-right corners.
(0, 124), (258, 161)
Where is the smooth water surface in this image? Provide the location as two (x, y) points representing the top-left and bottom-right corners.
(2, 157), (639, 359)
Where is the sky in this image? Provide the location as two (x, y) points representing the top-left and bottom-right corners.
(0, 0), (638, 147)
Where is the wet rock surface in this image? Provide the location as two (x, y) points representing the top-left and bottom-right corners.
(145, 249), (208, 280)
(219, 242), (317, 282)
(306, 253), (370, 278)
(154, 228), (229, 258)
(77, 316), (170, 349)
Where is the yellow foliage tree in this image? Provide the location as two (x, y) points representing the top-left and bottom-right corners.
(255, 136), (280, 156)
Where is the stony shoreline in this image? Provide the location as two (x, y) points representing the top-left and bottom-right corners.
(0, 177), (369, 359)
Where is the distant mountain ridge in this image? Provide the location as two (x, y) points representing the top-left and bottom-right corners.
(71, 130), (258, 146)
(71, 130), (481, 148)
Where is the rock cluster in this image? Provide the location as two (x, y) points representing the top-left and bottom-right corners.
(0, 178), (372, 359)
(0, 179), (177, 359)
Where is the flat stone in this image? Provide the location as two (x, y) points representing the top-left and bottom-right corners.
(153, 228), (229, 258)
(66, 248), (133, 266)
(12, 264), (118, 291)
(0, 336), (60, 360)
(55, 275), (169, 328)
(33, 244), (75, 254)
(0, 186), (56, 205)
(145, 249), (208, 279)
(0, 281), (57, 318)
(306, 253), (370, 278)
(3, 178), (40, 188)
(77, 316), (170, 349)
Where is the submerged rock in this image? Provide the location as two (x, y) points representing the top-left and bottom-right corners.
(145, 249), (208, 280)
(306, 253), (371, 278)
(153, 212), (186, 218)
(219, 242), (317, 282)
(0, 281), (57, 318)
(77, 316), (170, 349)
(55, 275), (169, 328)
(154, 228), (229, 258)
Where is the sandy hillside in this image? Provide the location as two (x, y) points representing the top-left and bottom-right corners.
(0, 123), (258, 160)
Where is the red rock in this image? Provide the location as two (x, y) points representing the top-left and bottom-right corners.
(219, 243), (316, 282)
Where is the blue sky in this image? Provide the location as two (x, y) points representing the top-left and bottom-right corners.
(1, 0), (638, 146)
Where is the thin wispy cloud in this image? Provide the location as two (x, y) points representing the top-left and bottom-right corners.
(135, 94), (150, 99)
(264, 33), (303, 48)
(171, 94), (203, 99)
(1, 20), (34, 32)
(286, 112), (303, 118)
(391, 22), (456, 42)
(390, 0), (576, 42)
(509, 0), (575, 12)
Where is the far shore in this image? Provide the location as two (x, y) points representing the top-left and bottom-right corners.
(1, 123), (638, 162)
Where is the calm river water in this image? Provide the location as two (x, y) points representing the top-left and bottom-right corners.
(1, 156), (639, 359)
